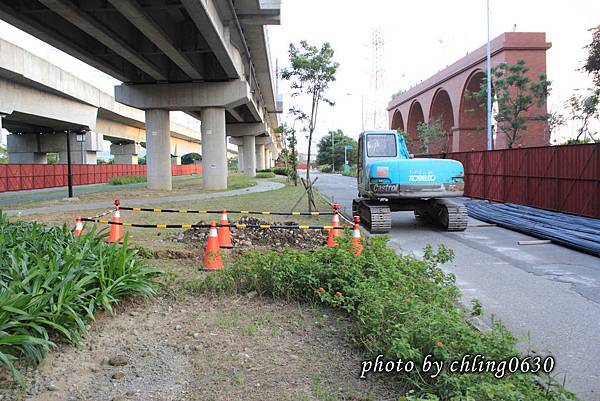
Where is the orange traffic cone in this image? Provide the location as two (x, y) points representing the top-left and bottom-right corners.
(106, 207), (124, 244)
(73, 216), (84, 236)
(203, 221), (223, 271)
(218, 209), (233, 249)
(330, 204), (342, 238)
(326, 225), (338, 247)
(351, 216), (363, 256)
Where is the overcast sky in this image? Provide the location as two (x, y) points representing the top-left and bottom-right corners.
(1, 0), (598, 151)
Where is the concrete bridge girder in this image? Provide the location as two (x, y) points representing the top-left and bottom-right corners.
(0, 78), (98, 132)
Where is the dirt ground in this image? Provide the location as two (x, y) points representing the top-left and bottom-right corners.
(0, 259), (399, 401)
(1, 184), (397, 401)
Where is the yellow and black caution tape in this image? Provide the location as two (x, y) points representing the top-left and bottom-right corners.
(86, 208), (115, 220)
(118, 206), (334, 216)
(81, 217), (348, 231)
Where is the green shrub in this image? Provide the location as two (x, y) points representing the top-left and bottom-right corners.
(255, 172), (276, 178)
(0, 214), (159, 385)
(273, 167), (288, 176)
(200, 237), (574, 401)
(319, 164), (332, 173)
(108, 175), (147, 185)
(342, 166), (357, 177)
(257, 168), (274, 173)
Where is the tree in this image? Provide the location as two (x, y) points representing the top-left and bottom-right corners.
(0, 145), (7, 164)
(274, 123), (299, 185)
(416, 118), (447, 154)
(467, 60), (550, 148)
(568, 89), (600, 143)
(544, 110), (566, 140)
(181, 152), (201, 165)
(584, 26), (600, 84)
(316, 129), (357, 170)
(282, 41), (339, 210)
(566, 26), (600, 143)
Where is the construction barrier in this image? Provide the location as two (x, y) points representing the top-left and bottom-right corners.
(80, 218), (350, 231)
(118, 206), (335, 216)
(77, 201), (363, 270)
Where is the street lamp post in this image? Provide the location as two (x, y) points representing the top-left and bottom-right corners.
(65, 130), (73, 198)
(346, 92), (365, 132)
(76, 131), (86, 164)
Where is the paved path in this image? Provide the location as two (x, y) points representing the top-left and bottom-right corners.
(0, 175), (198, 206)
(313, 172), (600, 400)
(4, 180), (284, 217)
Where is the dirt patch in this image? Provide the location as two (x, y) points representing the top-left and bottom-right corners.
(1, 292), (399, 401)
(172, 217), (329, 251)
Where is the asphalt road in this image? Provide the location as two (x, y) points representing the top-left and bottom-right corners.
(313, 172), (600, 400)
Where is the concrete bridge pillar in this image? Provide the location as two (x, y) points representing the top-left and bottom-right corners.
(255, 143), (266, 171)
(242, 135), (256, 177)
(145, 109), (172, 190)
(111, 142), (140, 164)
(201, 107), (227, 190)
(7, 133), (48, 163)
(237, 145), (244, 173)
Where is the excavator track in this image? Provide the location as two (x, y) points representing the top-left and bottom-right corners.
(352, 199), (392, 234)
(430, 199), (468, 231)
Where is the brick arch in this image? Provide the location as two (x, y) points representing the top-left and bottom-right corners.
(457, 70), (488, 151)
(406, 100), (425, 152)
(391, 110), (404, 131)
(429, 88), (454, 153)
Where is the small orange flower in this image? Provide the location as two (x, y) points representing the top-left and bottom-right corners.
(335, 291), (343, 297)
(437, 341), (444, 347)
(318, 287), (325, 293)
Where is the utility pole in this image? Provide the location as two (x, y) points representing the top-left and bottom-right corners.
(486, 0), (492, 150)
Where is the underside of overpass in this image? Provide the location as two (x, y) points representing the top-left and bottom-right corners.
(388, 32), (551, 153)
(0, 0), (282, 190)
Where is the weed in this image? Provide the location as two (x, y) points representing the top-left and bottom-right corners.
(0, 214), (159, 385)
(200, 236), (576, 401)
(471, 299), (483, 317)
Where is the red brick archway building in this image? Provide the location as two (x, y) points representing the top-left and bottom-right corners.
(388, 32), (552, 153)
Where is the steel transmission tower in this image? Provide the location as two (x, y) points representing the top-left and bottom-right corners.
(367, 28), (388, 130)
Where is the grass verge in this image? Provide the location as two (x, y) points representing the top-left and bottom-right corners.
(198, 237), (576, 401)
(0, 214), (159, 386)
(108, 175), (147, 185)
(255, 172), (276, 179)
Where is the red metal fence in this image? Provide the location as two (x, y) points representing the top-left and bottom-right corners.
(0, 163), (202, 193)
(425, 143), (599, 218)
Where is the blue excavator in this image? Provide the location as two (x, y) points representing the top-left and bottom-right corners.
(352, 130), (468, 233)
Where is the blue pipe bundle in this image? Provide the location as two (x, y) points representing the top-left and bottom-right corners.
(466, 200), (600, 256)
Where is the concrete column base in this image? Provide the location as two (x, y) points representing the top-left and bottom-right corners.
(237, 145), (244, 173)
(58, 151), (98, 164)
(201, 107), (227, 190)
(113, 154), (139, 164)
(8, 152), (47, 164)
(145, 109), (172, 190)
(242, 136), (256, 177)
(255, 143), (266, 171)
(111, 142), (140, 165)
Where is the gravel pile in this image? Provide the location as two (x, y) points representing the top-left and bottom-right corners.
(172, 217), (327, 251)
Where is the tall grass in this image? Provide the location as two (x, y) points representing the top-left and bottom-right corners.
(0, 214), (159, 385)
(108, 175), (147, 185)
